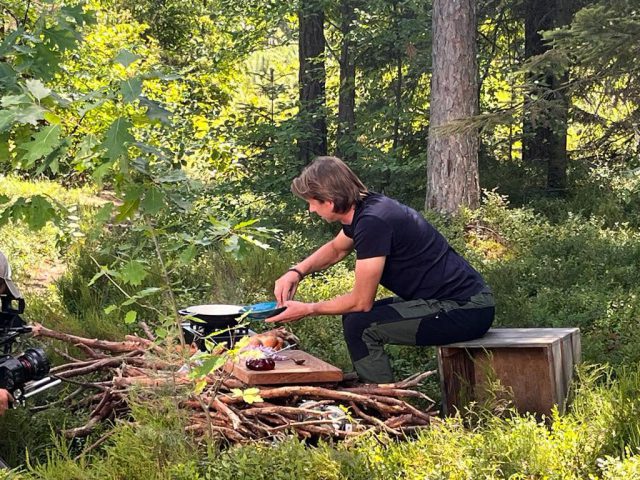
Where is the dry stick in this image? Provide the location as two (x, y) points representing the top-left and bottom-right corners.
(211, 397), (242, 431)
(384, 414), (414, 429)
(343, 386), (432, 401)
(75, 344), (108, 359)
(29, 386), (85, 413)
(297, 424), (354, 438)
(224, 403), (257, 437)
(367, 395), (435, 423)
(53, 348), (85, 363)
(267, 418), (348, 432)
(54, 352), (146, 378)
(64, 393), (115, 438)
(393, 371), (436, 389)
(125, 334), (154, 347)
(185, 424), (246, 443)
(52, 356), (118, 374)
(138, 321), (156, 342)
(260, 413), (291, 427)
(220, 385), (405, 414)
(242, 406), (327, 418)
(58, 376), (111, 392)
(121, 365), (147, 377)
(33, 324), (148, 353)
(349, 401), (401, 436)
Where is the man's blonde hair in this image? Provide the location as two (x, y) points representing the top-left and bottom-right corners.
(291, 156), (368, 213)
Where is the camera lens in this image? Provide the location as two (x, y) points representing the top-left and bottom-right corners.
(0, 348), (50, 391)
(18, 348), (50, 380)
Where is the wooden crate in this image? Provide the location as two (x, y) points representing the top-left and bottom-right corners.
(437, 328), (581, 417)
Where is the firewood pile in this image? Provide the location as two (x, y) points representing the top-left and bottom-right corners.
(31, 324), (437, 443)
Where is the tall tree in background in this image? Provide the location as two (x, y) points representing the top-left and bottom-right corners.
(337, 0), (357, 163)
(426, 0), (479, 213)
(298, 0), (327, 165)
(522, 0), (574, 193)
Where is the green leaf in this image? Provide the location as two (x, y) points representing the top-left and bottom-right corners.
(119, 260), (147, 286)
(194, 378), (207, 395)
(101, 117), (134, 160)
(88, 266), (116, 287)
(20, 125), (61, 165)
(115, 198), (140, 222)
(25, 79), (51, 101)
(0, 28), (22, 57)
(14, 104), (45, 125)
(114, 49), (141, 67)
(104, 305), (118, 315)
(120, 77), (142, 103)
(1, 94), (30, 107)
(92, 160), (114, 185)
(139, 97), (172, 124)
(0, 133), (8, 161)
(178, 244), (197, 265)
(60, 4), (93, 27)
(136, 287), (162, 297)
(189, 355), (226, 378)
(0, 111), (15, 132)
(233, 219), (259, 230)
(140, 187), (165, 215)
(94, 203), (114, 225)
(124, 310), (137, 324)
(231, 387), (263, 405)
(27, 195), (56, 229)
(43, 26), (77, 52)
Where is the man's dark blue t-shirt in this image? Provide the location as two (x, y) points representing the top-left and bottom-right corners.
(342, 193), (486, 301)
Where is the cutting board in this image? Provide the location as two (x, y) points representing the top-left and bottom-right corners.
(224, 350), (343, 385)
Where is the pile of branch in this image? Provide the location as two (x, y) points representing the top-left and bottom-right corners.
(31, 324), (437, 443)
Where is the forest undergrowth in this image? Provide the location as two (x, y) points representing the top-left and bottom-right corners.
(2, 175), (640, 478)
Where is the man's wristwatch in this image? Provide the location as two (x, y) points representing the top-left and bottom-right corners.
(287, 268), (305, 281)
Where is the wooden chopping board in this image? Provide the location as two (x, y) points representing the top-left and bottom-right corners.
(224, 350), (343, 385)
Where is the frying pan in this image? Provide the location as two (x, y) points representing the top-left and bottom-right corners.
(178, 304), (244, 329)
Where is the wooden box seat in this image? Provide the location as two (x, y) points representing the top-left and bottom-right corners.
(437, 328), (581, 417)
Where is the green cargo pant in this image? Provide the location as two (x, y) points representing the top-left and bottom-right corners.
(342, 289), (495, 383)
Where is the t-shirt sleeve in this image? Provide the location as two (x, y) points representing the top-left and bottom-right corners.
(353, 215), (392, 259)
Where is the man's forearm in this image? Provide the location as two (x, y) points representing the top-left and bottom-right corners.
(308, 292), (373, 316)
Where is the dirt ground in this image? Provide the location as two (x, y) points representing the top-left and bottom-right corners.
(22, 258), (67, 293)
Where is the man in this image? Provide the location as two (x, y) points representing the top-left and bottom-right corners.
(0, 251), (19, 414)
(267, 156), (495, 383)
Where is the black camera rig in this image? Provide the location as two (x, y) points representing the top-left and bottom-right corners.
(0, 295), (60, 406)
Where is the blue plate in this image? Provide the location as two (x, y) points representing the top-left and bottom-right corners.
(242, 301), (286, 320)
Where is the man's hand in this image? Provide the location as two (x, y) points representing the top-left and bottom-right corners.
(0, 389), (13, 415)
(265, 301), (313, 324)
(274, 271), (302, 306)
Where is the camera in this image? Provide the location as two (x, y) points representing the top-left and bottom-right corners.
(0, 295), (60, 404)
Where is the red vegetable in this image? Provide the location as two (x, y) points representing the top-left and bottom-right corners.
(245, 357), (275, 371)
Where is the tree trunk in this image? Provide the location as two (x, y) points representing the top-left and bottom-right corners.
(426, 0), (479, 214)
(298, 0), (327, 165)
(522, 0), (573, 193)
(392, 0), (402, 159)
(337, 0), (357, 163)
